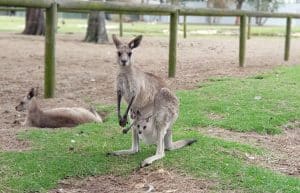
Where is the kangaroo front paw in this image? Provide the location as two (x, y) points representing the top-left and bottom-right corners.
(119, 116), (128, 127)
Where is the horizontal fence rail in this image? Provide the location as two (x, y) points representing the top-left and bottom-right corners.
(179, 8), (300, 18)
(58, 1), (177, 15)
(2, 1), (300, 18)
(0, 0), (54, 9)
(0, 0), (299, 98)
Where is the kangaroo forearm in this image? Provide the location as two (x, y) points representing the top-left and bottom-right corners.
(123, 95), (135, 118)
(117, 90), (122, 119)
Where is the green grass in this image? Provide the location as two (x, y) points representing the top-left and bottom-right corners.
(177, 66), (300, 134)
(1, 15), (300, 37)
(1, 66), (300, 193)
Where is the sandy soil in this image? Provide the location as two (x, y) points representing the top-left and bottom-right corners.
(49, 168), (216, 193)
(1, 33), (300, 191)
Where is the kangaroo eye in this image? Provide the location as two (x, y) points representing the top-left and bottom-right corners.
(117, 52), (122, 57)
(143, 126), (147, 130)
(137, 125), (140, 128)
(128, 52), (132, 57)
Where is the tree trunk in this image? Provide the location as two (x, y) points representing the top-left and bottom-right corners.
(23, 8), (45, 35)
(85, 0), (108, 44)
(255, 0), (268, 26)
(85, 11), (108, 43)
(235, 0), (244, 25)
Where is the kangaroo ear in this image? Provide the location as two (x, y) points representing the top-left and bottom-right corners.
(112, 34), (121, 48)
(128, 35), (142, 49)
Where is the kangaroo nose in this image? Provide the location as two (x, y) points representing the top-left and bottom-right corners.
(121, 60), (127, 65)
(138, 131), (142, 134)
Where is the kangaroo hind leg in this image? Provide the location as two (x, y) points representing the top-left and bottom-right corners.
(165, 130), (197, 151)
(108, 128), (139, 156)
(141, 126), (167, 167)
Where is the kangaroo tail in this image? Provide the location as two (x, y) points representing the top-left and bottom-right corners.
(167, 139), (197, 151)
(89, 107), (103, 123)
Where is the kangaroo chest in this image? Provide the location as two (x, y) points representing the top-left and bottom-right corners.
(117, 73), (146, 109)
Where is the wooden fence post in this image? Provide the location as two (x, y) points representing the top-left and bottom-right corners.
(239, 15), (246, 67)
(119, 14), (123, 37)
(284, 17), (292, 61)
(168, 10), (178, 78)
(183, 15), (187, 38)
(247, 16), (251, 40)
(45, 2), (57, 98)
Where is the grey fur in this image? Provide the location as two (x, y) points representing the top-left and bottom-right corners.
(112, 34), (166, 127)
(111, 88), (197, 167)
(110, 35), (196, 167)
(15, 88), (102, 128)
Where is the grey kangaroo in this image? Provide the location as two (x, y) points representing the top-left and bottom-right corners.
(112, 34), (166, 127)
(111, 87), (197, 167)
(15, 88), (102, 128)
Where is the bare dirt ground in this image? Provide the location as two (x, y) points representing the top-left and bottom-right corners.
(1, 33), (300, 192)
(49, 168), (216, 193)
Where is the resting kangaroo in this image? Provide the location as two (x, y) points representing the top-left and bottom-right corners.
(110, 87), (197, 167)
(15, 88), (102, 128)
(112, 34), (166, 127)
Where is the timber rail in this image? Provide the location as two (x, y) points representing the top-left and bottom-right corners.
(0, 0), (299, 97)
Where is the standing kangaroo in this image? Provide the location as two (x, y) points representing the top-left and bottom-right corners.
(110, 35), (196, 167)
(15, 88), (102, 128)
(112, 34), (166, 126)
(112, 87), (197, 167)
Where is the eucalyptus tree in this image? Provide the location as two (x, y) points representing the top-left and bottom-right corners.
(23, 8), (45, 35)
(85, 0), (108, 43)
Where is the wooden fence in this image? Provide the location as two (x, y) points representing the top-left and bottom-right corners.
(0, 0), (299, 98)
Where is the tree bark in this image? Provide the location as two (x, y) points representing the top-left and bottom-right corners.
(23, 8), (45, 35)
(85, 0), (108, 44)
(85, 11), (108, 43)
(255, 0), (268, 26)
(235, 0), (244, 25)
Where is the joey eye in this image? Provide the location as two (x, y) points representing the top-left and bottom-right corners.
(137, 125), (140, 128)
(143, 126), (147, 130)
(128, 52), (132, 57)
(117, 52), (122, 57)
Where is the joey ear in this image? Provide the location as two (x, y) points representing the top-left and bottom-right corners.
(128, 35), (142, 49)
(112, 34), (121, 48)
(146, 117), (150, 123)
(135, 110), (142, 119)
(27, 87), (38, 99)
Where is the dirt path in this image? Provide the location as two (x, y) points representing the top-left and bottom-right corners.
(49, 168), (216, 193)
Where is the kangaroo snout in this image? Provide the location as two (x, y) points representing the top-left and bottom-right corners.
(121, 60), (127, 66)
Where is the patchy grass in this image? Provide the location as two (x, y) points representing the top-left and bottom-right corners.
(1, 66), (300, 192)
(1, 16), (300, 37)
(177, 65), (300, 134)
